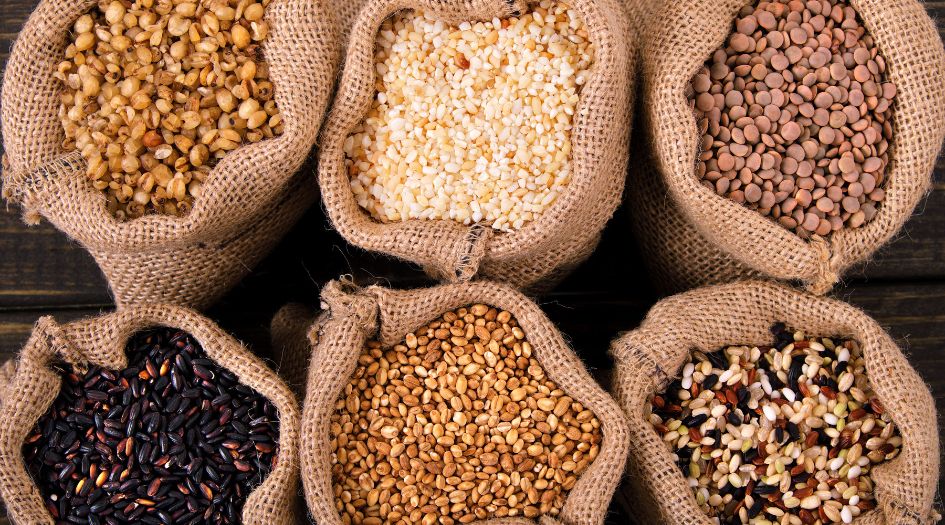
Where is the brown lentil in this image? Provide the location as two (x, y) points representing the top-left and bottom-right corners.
(691, 0), (896, 238)
(647, 323), (901, 525)
(330, 304), (603, 524)
(56, 0), (283, 220)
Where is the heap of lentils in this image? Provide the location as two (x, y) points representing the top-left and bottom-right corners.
(56, 0), (283, 220)
(647, 323), (901, 525)
(691, 0), (896, 237)
(344, 1), (595, 232)
(330, 304), (603, 524)
(24, 327), (279, 525)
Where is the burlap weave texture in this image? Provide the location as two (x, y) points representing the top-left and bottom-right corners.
(1, 0), (340, 310)
(636, 0), (945, 295)
(609, 280), (940, 525)
(0, 305), (303, 525)
(320, 0), (637, 290)
(273, 279), (631, 525)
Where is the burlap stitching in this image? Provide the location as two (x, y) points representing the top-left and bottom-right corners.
(322, 279), (380, 333)
(622, 344), (669, 391)
(807, 236), (842, 296)
(454, 223), (491, 281)
(33, 317), (89, 374)
(504, 0), (523, 15)
(49, 338), (86, 375)
(884, 493), (941, 525)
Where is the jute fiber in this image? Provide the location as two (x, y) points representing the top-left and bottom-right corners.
(0, 0), (340, 310)
(640, 0), (945, 295)
(318, 0), (635, 290)
(609, 280), (939, 525)
(622, 0), (755, 296)
(296, 279), (630, 525)
(332, 0), (373, 44)
(627, 134), (762, 295)
(0, 305), (302, 525)
(0, 360), (13, 407)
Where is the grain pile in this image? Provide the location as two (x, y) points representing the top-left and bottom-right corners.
(329, 304), (603, 524)
(56, 0), (283, 219)
(23, 327), (280, 525)
(344, 1), (595, 232)
(647, 323), (901, 525)
(692, 0), (896, 238)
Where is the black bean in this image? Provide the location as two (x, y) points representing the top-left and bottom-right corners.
(748, 497), (765, 518)
(23, 327), (279, 525)
(702, 374), (719, 390)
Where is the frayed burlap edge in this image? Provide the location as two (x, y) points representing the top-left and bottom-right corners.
(318, 0), (634, 290)
(641, 0), (945, 295)
(0, 0), (339, 309)
(0, 305), (302, 525)
(0, 360), (14, 406)
(609, 280), (940, 525)
(287, 279), (630, 525)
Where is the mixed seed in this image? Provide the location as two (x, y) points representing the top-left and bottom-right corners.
(330, 304), (602, 524)
(692, 0), (896, 237)
(647, 324), (901, 525)
(56, 0), (282, 220)
(345, 1), (594, 232)
(24, 327), (279, 525)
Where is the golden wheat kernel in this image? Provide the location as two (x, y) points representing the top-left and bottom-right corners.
(244, 3), (264, 21)
(249, 20), (268, 41)
(231, 24), (251, 48)
(331, 304), (602, 523)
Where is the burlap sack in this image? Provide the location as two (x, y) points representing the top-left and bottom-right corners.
(318, 0), (636, 290)
(609, 280), (939, 525)
(282, 279), (630, 525)
(627, 138), (763, 295)
(638, 0), (945, 295)
(271, 302), (324, 398)
(0, 359), (14, 408)
(1, 0), (340, 310)
(0, 305), (302, 525)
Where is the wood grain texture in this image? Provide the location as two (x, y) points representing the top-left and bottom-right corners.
(0, 0), (942, 524)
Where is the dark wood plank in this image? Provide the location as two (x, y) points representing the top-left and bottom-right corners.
(0, 0), (942, 306)
(0, 0), (942, 523)
(0, 307), (104, 361)
(0, 0), (33, 65)
(849, 182), (945, 280)
(0, 209), (109, 307)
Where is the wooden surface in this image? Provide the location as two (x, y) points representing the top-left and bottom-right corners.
(0, 1), (944, 523)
